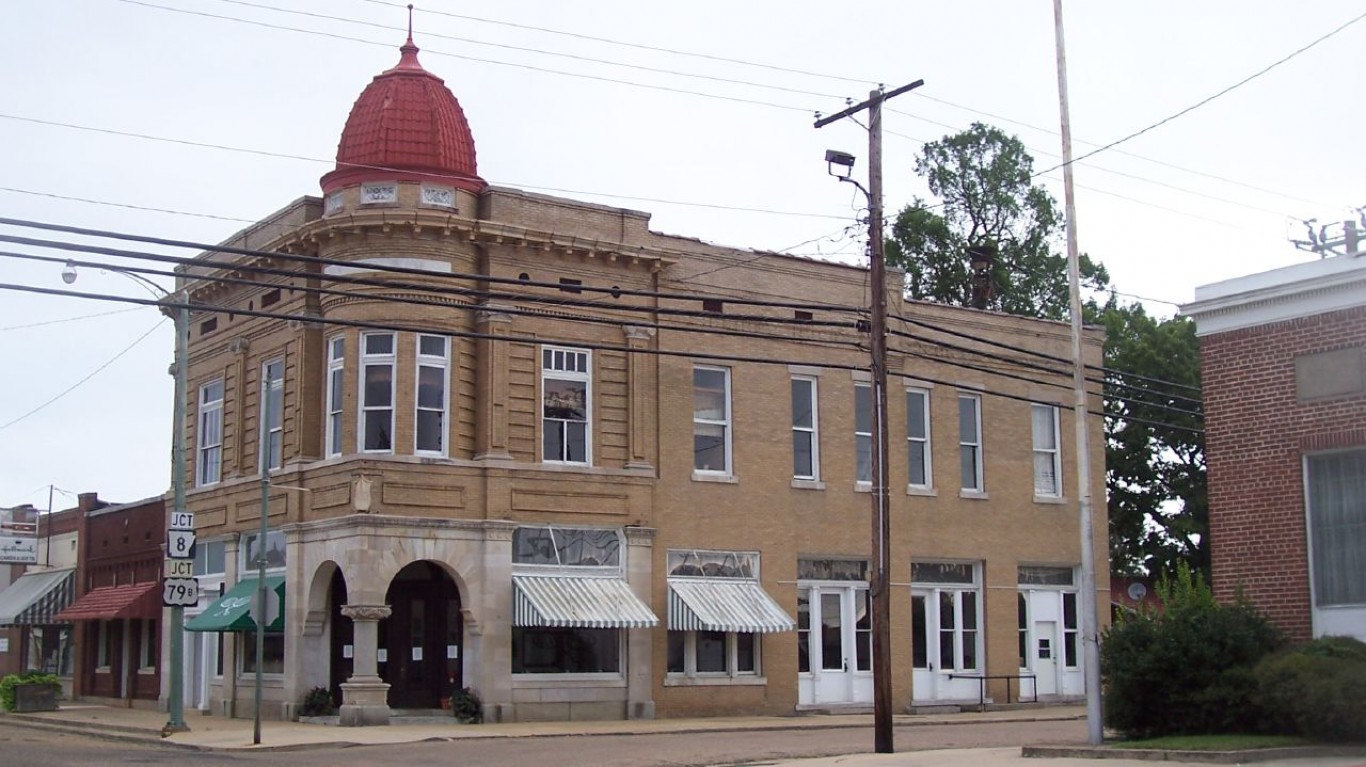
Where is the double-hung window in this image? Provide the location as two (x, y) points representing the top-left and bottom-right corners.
(693, 366), (731, 475)
(359, 332), (395, 452)
(791, 376), (819, 481)
(542, 346), (590, 464)
(238, 530), (286, 675)
(325, 337), (344, 458)
(197, 380), (223, 486)
(906, 388), (931, 489)
(1032, 404), (1062, 497)
(416, 335), (449, 455)
(854, 383), (872, 485)
(261, 359), (284, 471)
(958, 394), (984, 492)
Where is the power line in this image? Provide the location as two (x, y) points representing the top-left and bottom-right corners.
(0, 114), (845, 222)
(357, 0), (877, 87)
(116, 0), (819, 114)
(1036, 8), (1366, 175)
(0, 318), (166, 432)
(0, 306), (147, 332)
(0, 186), (257, 224)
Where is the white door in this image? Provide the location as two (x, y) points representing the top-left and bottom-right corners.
(798, 585), (872, 705)
(911, 587), (983, 703)
(1033, 620), (1059, 696)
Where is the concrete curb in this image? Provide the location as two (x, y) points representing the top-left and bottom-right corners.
(1023, 744), (1366, 764)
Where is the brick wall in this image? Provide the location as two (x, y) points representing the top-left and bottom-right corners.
(1201, 305), (1366, 641)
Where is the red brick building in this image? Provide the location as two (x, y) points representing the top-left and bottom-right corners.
(55, 493), (165, 707)
(1183, 252), (1366, 642)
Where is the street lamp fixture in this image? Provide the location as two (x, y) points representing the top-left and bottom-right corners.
(59, 260), (191, 734)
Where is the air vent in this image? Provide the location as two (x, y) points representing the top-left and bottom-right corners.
(261, 289), (281, 308)
(200, 318), (218, 335)
(702, 299), (723, 313)
(559, 278), (583, 294)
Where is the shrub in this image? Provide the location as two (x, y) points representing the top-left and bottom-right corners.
(450, 686), (482, 723)
(0, 671), (62, 713)
(1101, 565), (1283, 739)
(1254, 636), (1366, 742)
(298, 685), (336, 717)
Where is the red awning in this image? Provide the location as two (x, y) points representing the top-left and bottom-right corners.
(54, 582), (161, 622)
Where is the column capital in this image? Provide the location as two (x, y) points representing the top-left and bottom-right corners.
(341, 604), (392, 622)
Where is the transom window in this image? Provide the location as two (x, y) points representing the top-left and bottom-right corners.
(197, 379), (223, 486)
(359, 332), (395, 452)
(667, 549), (758, 578)
(693, 366), (732, 475)
(242, 530), (286, 570)
(1032, 404), (1062, 497)
(416, 335), (449, 455)
(958, 394), (984, 491)
(542, 346), (591, 464)
(513, 526), (621, 569)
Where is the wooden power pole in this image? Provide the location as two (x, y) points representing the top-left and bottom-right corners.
(815, 78), (923, 755)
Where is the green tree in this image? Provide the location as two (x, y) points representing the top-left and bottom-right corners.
(1102, 302), (1206, 579)
(885, 122), (1108, 320)
(886, 123), (1207, 577)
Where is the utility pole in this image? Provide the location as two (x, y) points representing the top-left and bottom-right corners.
(1052, 0), (1104, 745)
(815, 78), (923, 755)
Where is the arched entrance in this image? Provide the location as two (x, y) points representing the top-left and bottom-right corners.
(380, 561), (462, 709)
(327, 568), (353, 708)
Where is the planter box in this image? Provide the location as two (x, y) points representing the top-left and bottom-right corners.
(13, 683), (58, 712)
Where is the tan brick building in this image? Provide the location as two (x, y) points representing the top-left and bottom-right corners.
(168, 33), (1108, 724)
(1183, 250), (1366, 643)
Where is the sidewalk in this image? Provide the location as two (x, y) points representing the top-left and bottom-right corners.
(5, 703), (1364, 767)
(8, 702), (1086, 751)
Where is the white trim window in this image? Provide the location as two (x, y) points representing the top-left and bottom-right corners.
(791, 376), (819, 481)
(693, 366), (732, 475)
(912, 562), (981, 673)
(1305, 449), (1366, 610)
(1032, 404), (1062, 497)
(855, 383), (872, 484)
(325, 336), (344, 458)
(906, 388), (932, 488)
(359, 332), (395, 452)
(541, 346), (591, 464)
(958, 394), (984, 492)
(666, 550), (771, 680)
(261, 358), (284, 471)
(416, 335), (450, 455)
(196, 379), (224, 486)
(96, 621), (111, 669)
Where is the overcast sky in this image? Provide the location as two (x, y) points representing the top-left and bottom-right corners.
(1, 0), (1362, 509)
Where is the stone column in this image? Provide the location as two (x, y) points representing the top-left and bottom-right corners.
(624, 526), (656, 720)
(338, 604), (391, 726)
(623, 326), (656, 470)
(474, 305), (513, 461)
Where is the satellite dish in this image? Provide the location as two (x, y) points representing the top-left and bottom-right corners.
(1127, 582), (1148, 602)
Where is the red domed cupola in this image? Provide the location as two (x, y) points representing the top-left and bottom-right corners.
(321, 31), (485, 195)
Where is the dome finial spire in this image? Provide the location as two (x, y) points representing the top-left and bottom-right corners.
(406, 4), (414, 46)
(393, 4), (422, 71)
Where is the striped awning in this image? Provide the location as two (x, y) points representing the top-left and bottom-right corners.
(667, 578), (796, 633)
(0, 567), (76, 626)
(513, 574), (658, 629)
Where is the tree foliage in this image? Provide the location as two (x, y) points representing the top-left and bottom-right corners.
(885, 122), (1108, 321)
(1102, 303), (1206, 579)
(886, 123), (1207, 577)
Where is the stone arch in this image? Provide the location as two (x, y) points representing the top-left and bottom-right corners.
(303, 559), (344, 637)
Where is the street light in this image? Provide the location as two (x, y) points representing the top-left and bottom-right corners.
(61, 261), (191, 734)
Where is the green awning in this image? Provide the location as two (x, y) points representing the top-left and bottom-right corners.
(184, 576), (285, 633)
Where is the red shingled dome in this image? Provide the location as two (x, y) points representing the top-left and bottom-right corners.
(321, 36), (485, 195)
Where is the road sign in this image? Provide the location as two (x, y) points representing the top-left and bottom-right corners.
(169, 511), (195, 531)
(164, 558), (194, 578)
(162, 578), (199, 607)
(167, 529), (196, 559)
